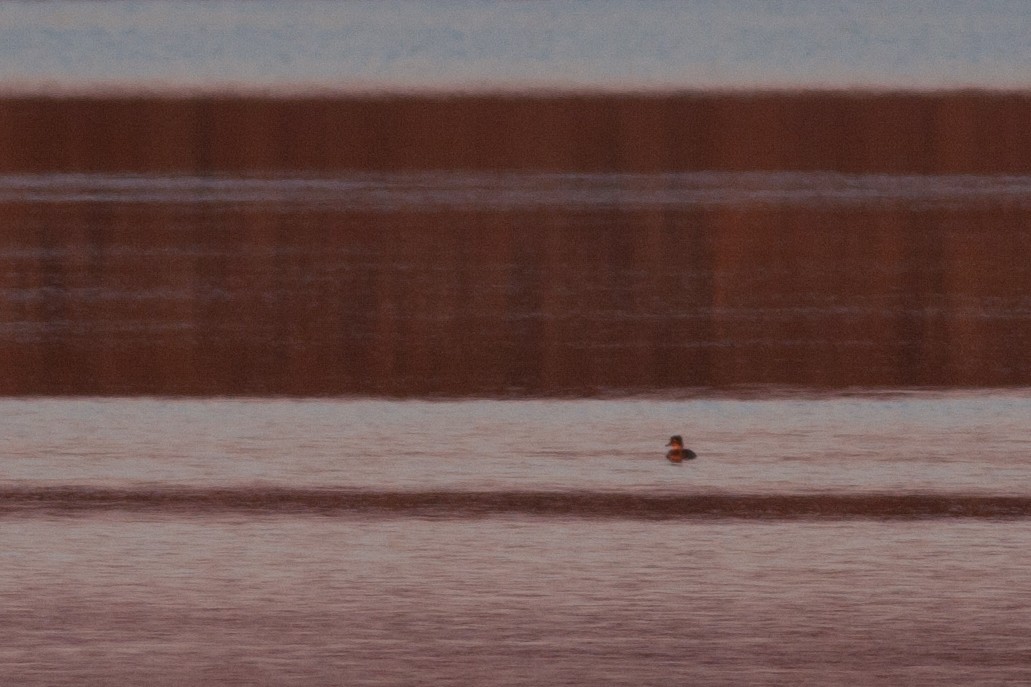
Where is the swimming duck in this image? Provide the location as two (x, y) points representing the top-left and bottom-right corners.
(666, 435), (697, 463)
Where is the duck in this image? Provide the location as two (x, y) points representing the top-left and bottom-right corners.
(665, 435), (697, 463)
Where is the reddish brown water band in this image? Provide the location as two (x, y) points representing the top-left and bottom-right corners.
(2, 91), (1031, 174)
(1, 92), (1029, 395)
(2, 201), (1027, 394)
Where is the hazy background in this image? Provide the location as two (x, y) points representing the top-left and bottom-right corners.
(2, 0), (1031, 94)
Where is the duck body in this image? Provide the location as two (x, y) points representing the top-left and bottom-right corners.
(666, 447), (697, 463)
(665, 435), (697, 463)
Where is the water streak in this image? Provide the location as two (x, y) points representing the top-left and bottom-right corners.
(4, 172), (1031, 210)
(4, 487), (1030, 520)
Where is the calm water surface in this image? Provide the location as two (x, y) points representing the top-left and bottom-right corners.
(2, 394), (1030, 684)
(3, 394), (1030, 494)
(5, 2), (1030, 683)
(3, 171), (1029, 394)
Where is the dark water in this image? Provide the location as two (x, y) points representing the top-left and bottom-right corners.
(6, 487), (1031, 519)
(2, 170), (1029, 394)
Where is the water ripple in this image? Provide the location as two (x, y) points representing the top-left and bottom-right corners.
(3, 487), (1030, 520)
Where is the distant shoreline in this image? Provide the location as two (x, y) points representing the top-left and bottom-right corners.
(2, 90), (1030, 174)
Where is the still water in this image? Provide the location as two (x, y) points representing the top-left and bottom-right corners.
(2, 394), (1030, 684)
(2, 170), (1029, 394)
(4, 2), (1030, 683)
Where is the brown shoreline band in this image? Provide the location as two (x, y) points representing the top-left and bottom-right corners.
(2, 91), (1031, 175)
